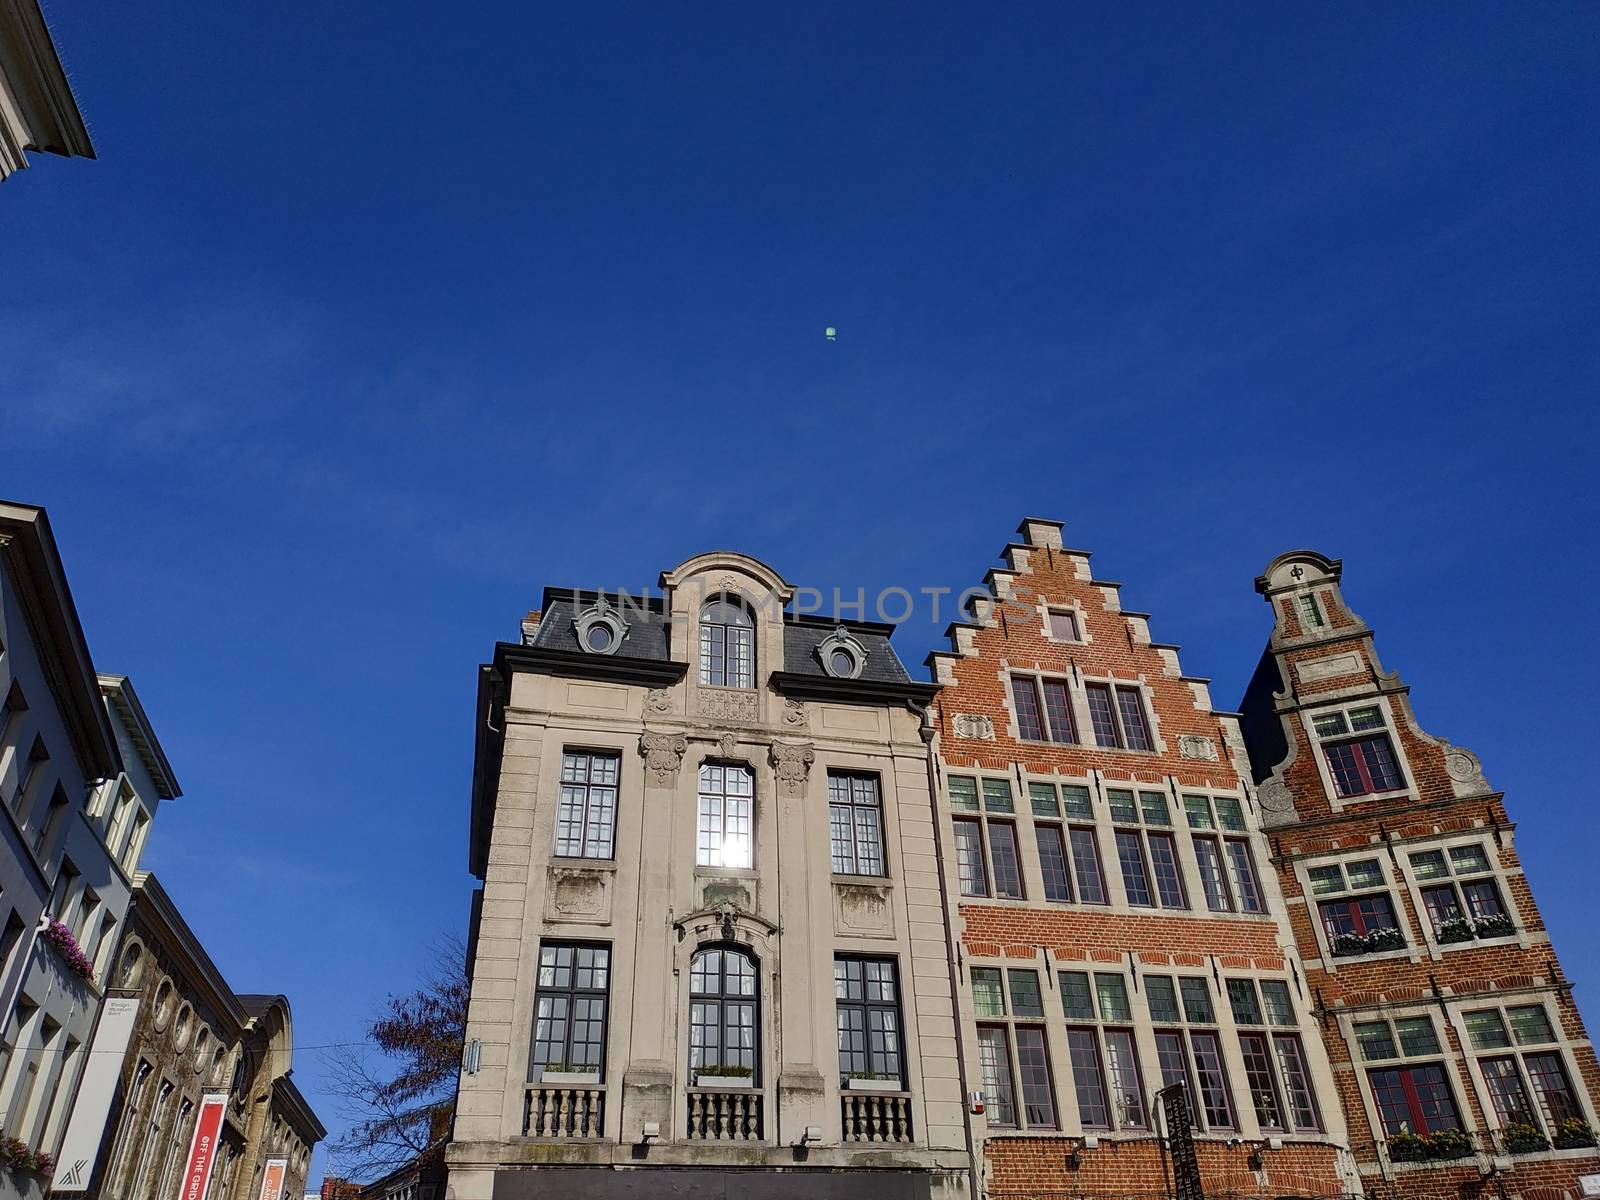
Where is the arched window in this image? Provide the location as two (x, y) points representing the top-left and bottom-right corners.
(697, 764), (753, 868)
(699, 597), (754, 689)
(689, 947), (758, 1081)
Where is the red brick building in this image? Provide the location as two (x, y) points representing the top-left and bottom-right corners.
(1240, 551), (1600, 1200)
(929, 520), (1355, 1200)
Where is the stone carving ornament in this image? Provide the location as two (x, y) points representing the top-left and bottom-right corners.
(699, 687), (759, 723)
(1256, 778), (1297, 825)
(781, 698), (808, 729)
(645, 688), (674, 715)
(1178, 734), (1219, 762)
(639, 732), (688, 785)
(769, 742), (816, 797)
(1442, 743), (1489, 795)
(951, 713), (996, 741)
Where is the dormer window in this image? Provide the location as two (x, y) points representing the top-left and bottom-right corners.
(574, 596), (629, 657)
(1296, 594), (1326, 630)
(817, 627), (867, 680)
(700, 597), (754, 688)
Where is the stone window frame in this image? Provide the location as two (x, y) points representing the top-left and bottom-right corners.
(1292, 846), (1414, 971)
(1018, 776), (1111, 909)
(1447, 991), (1600, 1154)
(1079, 676), (1162, 754)
(1221, 975), (1326, 1136)
(946, 772), (1028, 902)
(1337, 1000), (1479, 1155)
(968, 961), (1059, 1132)
(1036, 597), (1091, 646)
(1177, 789), (1270, 918)
(996, 665), (1165, 756)
(1300, 695), (1413, 812)
(1007, 670), (1080, 745)
(1102, 784), (1189, 912)
(1392, 832), (1527, 958)
(697, 594), (757, 691)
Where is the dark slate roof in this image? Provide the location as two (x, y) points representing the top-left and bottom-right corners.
(531, 595), (673, 663)
(781, 621), (912, 684)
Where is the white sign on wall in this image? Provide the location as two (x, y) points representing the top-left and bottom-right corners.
(52, 997), (141, 1193)
(1577, 1174), (1600, 1198)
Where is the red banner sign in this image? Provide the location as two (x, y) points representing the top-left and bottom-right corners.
(176, 1093), (229, 1200)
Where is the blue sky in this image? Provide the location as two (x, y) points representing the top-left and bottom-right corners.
(5, 2), (1597, 1181)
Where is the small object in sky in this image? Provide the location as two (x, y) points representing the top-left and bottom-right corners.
(825, 327), (837, 341)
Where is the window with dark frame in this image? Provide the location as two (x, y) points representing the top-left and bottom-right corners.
(828, 771), (885, 876)
(689, 946), (758, 1079)
(1182, 794), (1263, 913)
(1028, 782), (1108, 905)
(835, 957), (904, 1087)
(1145, 974), (1236, 1131)
(1010, 673), (1078, 744)
(530, 942), (611, 1077)
(1227, 978), (1322, 1132)
(1409, 844), (1512, 942)
(1464, 1003), (1583, 1139)
(971, 967), (1058, 1130)
(948, 776), (1024, 899)
(1047, 608), (1082, 642)
(1355, 1013), (1463, 1137)
(1058, 969), (1147, 1131)
(1106, 787), (1187, 910)
(699, 597), (754, 689)
(1312, 706), (1404, 798)
(1084, 683), (1154, 751)
(556, 750), (620, 859)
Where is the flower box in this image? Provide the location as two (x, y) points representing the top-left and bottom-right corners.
(1474, 915), (1516, 939)
(1554, 1118), (1598, 1149)
(40, 920), (94, 981)
(1436, 919), (1475, 945)
(693, 1071), (755, 1089)
(843, 1076), (903, 1093)
(537, 1070), (601, 1086)
(1501, 1122), (1549, 1155)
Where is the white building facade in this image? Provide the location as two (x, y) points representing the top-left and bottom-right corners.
(0, 502), (174, 1199)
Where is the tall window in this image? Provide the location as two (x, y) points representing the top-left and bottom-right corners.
(1059, 970), (1147, 1131)
(1312, 705), (1405, 798)
(1010, 674), (1077, 744)
(949, 776), (1024, 899)
(1409, 844), (1512, 941)
(556, 750), (619, 859)
(972, 967), (1056, 1129)
(835, 957), (904, 1087)
(1308, 856), (1405, 955)
(1354, 1014), (1463, 1136)
(1028, 783), (1107, 905)
(133, 1077), (172, 1200)
(1084, 683), (1153, 751)
(1464, 1003), (1583, 1139)
(828, 771), (885, 876)
(1296, 593), (1326, 629)
(699, 597), (754, 689)
(1226, 979), (1322, 1132)
(1183, 795), (1263, 913)
(530, 943), (611, 1076)
(697, 763), (754, 868)
(1107, 788), (1187, 909)
(1145, 974), (1236, 1130)
(690, 947), (758, 1079)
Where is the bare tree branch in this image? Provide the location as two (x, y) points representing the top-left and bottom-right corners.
(320, 933), (468, 1181)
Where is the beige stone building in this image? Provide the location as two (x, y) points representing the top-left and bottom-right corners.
(447, 552), (973, 1200)
(92, 873), (324, 1200)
